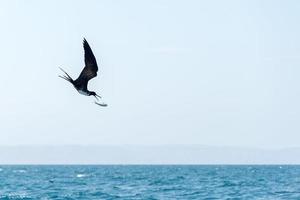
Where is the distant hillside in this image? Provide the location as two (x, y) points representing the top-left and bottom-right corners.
(0, 145), (299, 164)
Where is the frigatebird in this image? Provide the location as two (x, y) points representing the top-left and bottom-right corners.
(59, 38), (107, 106)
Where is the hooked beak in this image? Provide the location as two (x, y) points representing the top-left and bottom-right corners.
(94, 101), (108, 107)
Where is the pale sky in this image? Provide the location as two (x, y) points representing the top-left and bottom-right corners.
(0, 0), (300, 148)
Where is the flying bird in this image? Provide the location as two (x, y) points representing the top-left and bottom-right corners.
(59, 38), (107, 106)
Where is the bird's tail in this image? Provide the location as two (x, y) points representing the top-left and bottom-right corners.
(59, 67), (74, 83)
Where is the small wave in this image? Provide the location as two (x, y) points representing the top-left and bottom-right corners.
(2, 192), (31, 199)
(13, 169), (26, 173)
(76, 174), (88, 178)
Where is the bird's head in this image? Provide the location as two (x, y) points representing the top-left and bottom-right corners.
(90, 91), (101, 100)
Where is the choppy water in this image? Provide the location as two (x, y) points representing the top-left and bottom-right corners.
(0, 165), (300, 199)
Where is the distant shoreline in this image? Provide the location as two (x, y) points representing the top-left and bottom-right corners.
(0, 145), (299, 165)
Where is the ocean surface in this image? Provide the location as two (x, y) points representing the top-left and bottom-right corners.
(0, 165), (299, 199)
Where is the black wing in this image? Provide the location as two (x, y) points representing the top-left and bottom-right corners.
(76, 38), (98, 83)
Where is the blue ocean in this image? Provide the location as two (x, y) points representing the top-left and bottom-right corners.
(0, 165), (299, 199)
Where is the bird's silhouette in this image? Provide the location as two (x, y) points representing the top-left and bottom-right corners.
(59, 38), (107, 106)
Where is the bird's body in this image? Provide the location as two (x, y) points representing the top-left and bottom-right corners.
(77, 89), (90, 96)
(59, 38), (107, 106)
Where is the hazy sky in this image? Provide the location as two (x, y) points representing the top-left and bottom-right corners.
(0, 0), (300, 148)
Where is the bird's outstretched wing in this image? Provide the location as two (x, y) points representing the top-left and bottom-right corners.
(76, 38), (98, 83)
